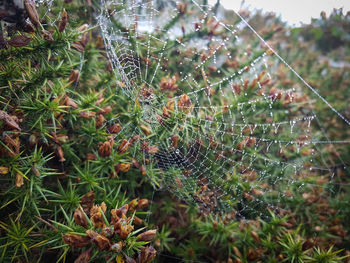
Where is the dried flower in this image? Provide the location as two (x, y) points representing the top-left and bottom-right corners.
(251, 230), (260, 243)
(177, 2), (187, 14)
(145, 145), (158, 154)
(80, 191), (95, 214)
(59, 9), (68, 33)
(233, 246), (242, 258)
(90, 204), (106, 229)
(73, 42), (85, 52)
(63, 233), (90, 248)
(140, 165), (146, 176)
(86, 153), (97, 161)
(15, 172), (24, 187)
(98, 106), (112, 115)
(251, 188), (263, 196)
(160, 76), (178, 92)
(79, 111), (96, 119)
(118, 163), (131, 173)
(86, 230), (111, 251)
(171, 135), (179, 148)
(32, 165), (40, 177)
(107, 123), (121, 134)
(243, 192), (254, 201)
(137, 246), (157, 263)
(74, 249), (91, 263)
(74, 208), (89, 228)
(137, 199), (149, 210)
(118, 139), (131, 154)
(133, 216), (143, 225)
(57, 146), (66, 162)
(8, 35), (32, 47)
(140, 124), (152, 135)
(98, 141), (112, 157)
(69, 70), (80, 83)
(111, 241), (123, 253)
(178, 94), (193, 113)
(137, 229), (157, 242)
(165, 100), (174, 114)
(96, 114), (105, 129)
(24, 0), (40, 27)
(0, 111), (20, 130)
(42, 30), (53, 42)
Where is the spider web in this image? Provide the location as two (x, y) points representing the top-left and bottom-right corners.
(94, 0), (350, 218)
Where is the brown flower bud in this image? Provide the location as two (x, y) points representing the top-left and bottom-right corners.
(233, 246), (242, 258)
(16, 172), (24, 187)
(140, 124), (152, 135)
(137, 199), (149, 210)
(77, 24), (89, 32)
(65, 97), (78, 109)
(140, 165), (146, 176)
(125, 255), (136, 263)
(68, 70), (80, 83)
(130, 159), (140, 169)
(127, 199), (138, 212)
(118, 163), (131, 173)
(130, 135), (140, 144)
(32, 165), (40, 177)
(90, 205), (105, 229)
(110, 241), (123, 253)
(133, 216), (143, 225)
(86, 153), (97, 161)
(80, 191), (94, 215)
(79, 111), (96, 119)
(138, 246), (157, 263)
(86, 230), (111, 251)
(177, 2), (187, 14)
(178, 94), (193, 113)
(137, 229), (157, 242)
(251, 230), (260, 243)
(251, 188), (263, 196)
(107, 123), (121, 134)
(73, 42), (85, 52)
(8, 35), (32, 47)
(171, 135), (179, 148)
(145, 145), (158, 154)
(98, 141), (112, 157)
(243, 192), (254, 201)
(98, 106), (112, 115)
(63, 233), (90, 248)
(118, 139), (130, 154)
(0, 111), (20, 130)
(80, 32), (89, 47)
(96, 114), (105, 129)
(160, 76), (178, 92)
(24, 0), (40, 27)
(167, 99), (175, 112)
(59, 9), (68, 33)
(74, 249), (91, 263)
(23, 22), (35, 33)
(102, 226), (114, 238)
(74, 208), (89, 228)
(42, 30), (53, 42)
(57, 146), (66, 162)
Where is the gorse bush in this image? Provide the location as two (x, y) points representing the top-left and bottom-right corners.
(0, 0), (349, 262)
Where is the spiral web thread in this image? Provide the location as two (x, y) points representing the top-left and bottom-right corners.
(94, 0), (350, 218)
